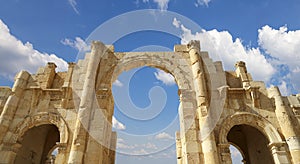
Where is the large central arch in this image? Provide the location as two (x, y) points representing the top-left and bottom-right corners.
(68, 40), (228, 164)
(111, 51), (194, 90)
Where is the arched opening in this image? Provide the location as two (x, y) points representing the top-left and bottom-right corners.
(14, 124), (60, 164)
(112, 66), (180, 163)
(227, 124), (274, 164)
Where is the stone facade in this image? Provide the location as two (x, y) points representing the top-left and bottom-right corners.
(0, 40), (299, 164)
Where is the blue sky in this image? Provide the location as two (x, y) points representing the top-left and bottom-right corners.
(1, 0), (300, 163)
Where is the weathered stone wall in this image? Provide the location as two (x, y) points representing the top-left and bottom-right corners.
(0, 40), (299, 164)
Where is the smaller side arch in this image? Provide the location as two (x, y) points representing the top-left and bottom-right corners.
(218, 112), (293, 164)
(10, 112), (69, 145)
(219, 112), (283, 144)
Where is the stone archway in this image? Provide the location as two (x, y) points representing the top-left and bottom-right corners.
(10, 112), (69, 163)
(94, 43), (199, 163)
(218, 112), (291, 164)
(227, 124), (274, 164)
(14, 124), (59, 164)
(67, 40), (228, 164)
(11, 112), (69, 145)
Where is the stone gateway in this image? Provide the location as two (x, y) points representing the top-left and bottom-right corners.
(0, 40), (299, 164)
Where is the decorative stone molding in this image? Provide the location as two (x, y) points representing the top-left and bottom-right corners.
(219, 112), (283, 144)
(11, 112), (69, 145)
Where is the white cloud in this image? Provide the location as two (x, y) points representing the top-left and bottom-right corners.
(117, 138), (125, 143)
(0, 19), (68, 80)
(195, 0), (212, 7)
(133, 149), (148, 155)
(112, 116), (126, 130)
(143, 143), (158, 149)
(117, 142), (135, 149)
(154, 69), (176, 86)
(61, 37), (90, 52)
(153, 0), (170, 11)
(258, 25), (300, 93)
(116, 138), (137, 149)
(173, 18), (300, 94)
(154, 132), (174, 140)
(172, 17), (181, 28)
(173, 18), (275, 83)
(68, 0), (79, 14)
(136, 0), (170, 11)
(258, 25), (300, 67)
(113, 79), (123, 87)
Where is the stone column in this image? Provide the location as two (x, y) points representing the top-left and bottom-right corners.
(61, 62), (76, 108)
(176, 132), (183, 164)
(268, 142), (292, 164)
(0, 143), (21, 163)
(109, 131), (117, 164)
(187, 40), (219, 164)
(68, 42), (106, 164)
(178, 90), (202, 164)
(268, 86), (300, 164)
(40, 62), (57, 89)
(0, 71), (30, 143)
(235, 61), (250, 89)
(0, 72), (33, 162)
(187, 40), (207, 109)
(218, 144), (232, 164)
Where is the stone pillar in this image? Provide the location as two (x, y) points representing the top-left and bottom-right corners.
(0, 71), (30, 143)
(54, 143), (67, 164)
(187, 40), (219, 164)
(176, 131), (183, 164)
(68, 42), (106, 164)
(0, 143), (21, 163)
(268, 86), (300, 164)
(61, 62), (76, 108)
(218, 144), (232, 164)
(40, 62), (57, 89)
(268, 142), (291, 164)
(235, 61), (250, 89)
(178, 98), (202, 164)
(187, 40), (207, 109)
(109, 131), (117, 164)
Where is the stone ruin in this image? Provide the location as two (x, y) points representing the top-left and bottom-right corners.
(0, 40), (299, 164)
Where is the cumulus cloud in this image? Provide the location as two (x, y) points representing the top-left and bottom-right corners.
(153, 0), (170, 10)
(113, 79), (124, 87)
(143, 143), (158, 149)
(173, 18), (300, 94)
(117, 138), (158, 152)
(61, 37), (90, 52)
(195, 0), (212, 7)
(154, 132), (174, 140)
(133, 148), (148, 155)
(172, 17), (181, 28)
(68, 0), (79, 14)
(138, 0), (170, 11)
(258, 25), (300, 93)
(154, 69), (176, 86)
(0, 19), (68, 80)
(116, 138), (138, 149)
(173, 18), (275, 82)
(112, 116), (126, 130)
(258, 25), (300, 67)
